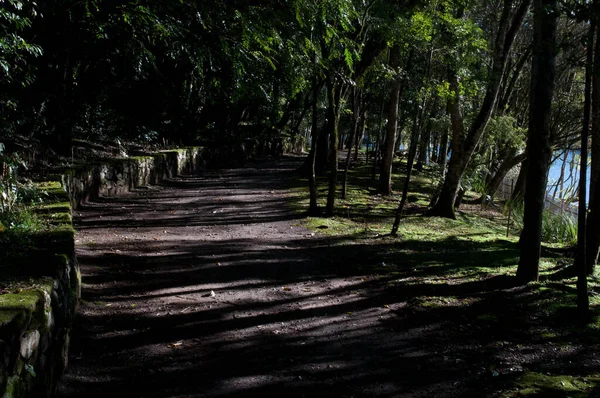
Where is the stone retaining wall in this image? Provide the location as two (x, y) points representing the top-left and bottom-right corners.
(0, 147), (204, 397)
(58, 147), (205, 209)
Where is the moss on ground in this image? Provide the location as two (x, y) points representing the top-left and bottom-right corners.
(505, 372), (600, 397)
(286, 156), (600, 395)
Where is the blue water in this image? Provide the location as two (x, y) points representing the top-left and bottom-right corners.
(548, 150), (590, 204)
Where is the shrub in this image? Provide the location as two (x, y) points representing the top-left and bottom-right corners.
(504, 199), (577, 245)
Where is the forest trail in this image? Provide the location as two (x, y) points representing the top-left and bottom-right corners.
(57, 156), (476, 397)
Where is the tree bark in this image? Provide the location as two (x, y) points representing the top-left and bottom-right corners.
(428, 73), (465, 218)
(372, 98), (384, 181)
(308, 65), (321, 216)
(354, 112), (364, 162)
(575, 16), (594, 317)
(481, 152), (527, 199)
(392, 106), (421, 235)
(512, 158), (528, 200)
(587, 11), (600, 275)
(415, 111), (432, 172)
(342, 87), (361, 199)
(438, 127), (449, 177)
(380, 45), (403, 195)
(325, 80), (343, 217)
(517, 0), (558, 284)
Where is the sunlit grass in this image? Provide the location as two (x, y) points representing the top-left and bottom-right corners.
(286, 157), (600, 343)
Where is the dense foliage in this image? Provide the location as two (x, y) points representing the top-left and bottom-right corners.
(1, 0), (600, 290)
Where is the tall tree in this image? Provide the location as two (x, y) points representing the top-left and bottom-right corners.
(429, 0), (532, 218)
(517, 0), (558, 283)
(587, 3), (600, 275)
(575, 15), (594, 316)
(379, 45), (403, 195)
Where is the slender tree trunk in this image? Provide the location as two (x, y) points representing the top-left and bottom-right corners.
(380, 45), (403, 195)
(354, 112), (364, 162)
(512, 158), (528, 200)
(498, 47), (532, 113)
(587, 11), (600, 275)
(415, 116), (431, 172)
(575, 19), (596, 318)
(392, 107), (421, 235)
(517, 0), (558, 284)
(372, 101), (384, 181)
(414, 47), (435, 173)
(308, 66), (321, 215)
(575, 18), (594, 317)
(343, 88), (361, 199)
(438, 128), (449, 175)
(553, 150), (568, 199)
(431, 132), (440, 164)
(325, 80), (343, 217)
(482, 152), (527, 199)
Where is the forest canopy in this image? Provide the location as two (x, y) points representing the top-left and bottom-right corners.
(1, 0), (600, 292)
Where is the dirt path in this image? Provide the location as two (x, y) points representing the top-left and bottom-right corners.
(57, 156), (489, 398)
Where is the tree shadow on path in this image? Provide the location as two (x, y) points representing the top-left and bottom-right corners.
(57, 156), (597, 398)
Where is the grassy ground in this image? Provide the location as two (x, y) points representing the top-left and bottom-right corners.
(287, 157), (600, 396)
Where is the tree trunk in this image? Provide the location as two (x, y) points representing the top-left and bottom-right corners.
(587, 11), (600, 275)
(354, 112), (364, 162)
(481, 152), (527, 199)
(431, 131), (440, 164)
(512, 158), (528, 200)
(498, 47), (532, 114)
(438, 127), (449, 177)
(342, 87), (361, 199)
(517, 0), (558, 284)
(429, 0), (532, 217)
(392, 106), (421, 235)
(428, 73), (465, 218)
(415, 117), (431, 172)
(380, 45), (403, 195)
(315, 124), (329, 174)
(372, 99), (384, 181)
(325, 80), (343, 217)
(575, 16), (594, 317)
(552, 150), (568, 199)
(308, 64), (321, 216)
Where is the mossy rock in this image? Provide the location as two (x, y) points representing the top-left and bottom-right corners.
(34, 202), (71, 215)
(45, 212), (72, 225)
(0, 280), (52, 329)
(3, 374), (28, 398)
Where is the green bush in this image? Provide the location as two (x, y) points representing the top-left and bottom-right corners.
(505, 199), (577, 245)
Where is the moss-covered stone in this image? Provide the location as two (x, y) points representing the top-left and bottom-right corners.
(3, 375), (27, 398)
(46, 212), (72, 225)
(0, 146), (205, 398)
(35, 202), (71, 215)
(0, 312), (22, 330)
(0, 291), (40, 315)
